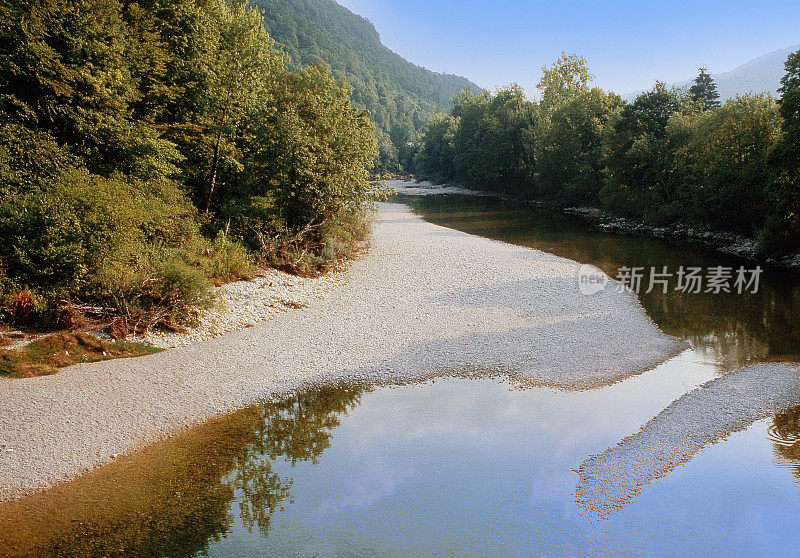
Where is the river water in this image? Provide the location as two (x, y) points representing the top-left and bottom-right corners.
(2, 194), (799, 557)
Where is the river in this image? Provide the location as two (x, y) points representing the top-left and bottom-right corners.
(1, 193), (799, 557)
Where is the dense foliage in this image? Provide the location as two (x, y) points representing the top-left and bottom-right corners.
(417, 54), (800, 256)
(0, 0), (379, 330)
(251, 0), (479, 173)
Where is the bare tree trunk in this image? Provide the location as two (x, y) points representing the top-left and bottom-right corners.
(205, 129), (224, 214)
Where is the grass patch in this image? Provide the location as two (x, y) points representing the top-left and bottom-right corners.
(0, 333), (162, 378)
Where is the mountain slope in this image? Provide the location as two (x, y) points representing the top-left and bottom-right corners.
(250, 0), (481, 170)
(623, 44), (800, 102)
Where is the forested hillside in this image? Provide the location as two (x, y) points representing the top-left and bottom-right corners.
(416, 53), (800, 257)
(0, 0), (381, 333)
(251, 0), (480, 172)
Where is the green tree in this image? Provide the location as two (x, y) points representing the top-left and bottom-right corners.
(449, 88), (492, 188)
(601, 82), (692, 220)
(230, 63), (378, 266)
(536, 88), (622, 206)
(415, 113), (459, 183)
(762, 50), (800, 254)
(135, 0), (285, 212)
(778, 51), (800, 160)
(0, 0), (179, 179)
(445, 85), (536, 193)
(200, 0), (285, 212)
(536, 53), (594, 114)
(670, 95), (781, 233)
(688, 68), (721, 110)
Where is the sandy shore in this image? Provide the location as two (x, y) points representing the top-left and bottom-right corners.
(0, 202), (686, 501)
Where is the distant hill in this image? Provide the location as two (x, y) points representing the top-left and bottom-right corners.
(623, 44), (800, 102)
(250, 0), (481, 170)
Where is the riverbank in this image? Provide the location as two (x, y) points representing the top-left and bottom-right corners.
(0, 203), (686, 501)
(569, 210), (800, 271)
(0, 264), (353, 374)
(389, 179), (800, 271)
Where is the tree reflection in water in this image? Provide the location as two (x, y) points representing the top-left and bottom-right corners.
(770, 405), (800, 472)
(0, 382), (367, 557)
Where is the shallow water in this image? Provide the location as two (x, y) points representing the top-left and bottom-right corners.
(2, 195), (800, 557)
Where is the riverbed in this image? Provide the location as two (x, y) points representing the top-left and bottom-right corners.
(1, 189), (799, 556)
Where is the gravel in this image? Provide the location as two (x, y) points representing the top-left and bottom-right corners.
(0, 202), (686, 501)
(575, 362), (800, 517)
(386, 178), (498, 196)
(134, 267), (352, 348)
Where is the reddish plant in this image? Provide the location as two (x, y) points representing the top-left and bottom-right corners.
(7, 291), (36, 324)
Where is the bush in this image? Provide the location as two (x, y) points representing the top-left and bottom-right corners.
(0, 167), (223, 328)
(265, 207), (373, 276)
(94, 244), (214, 328)
(201, 233), (256, 283)
(757, 211), (800, 257)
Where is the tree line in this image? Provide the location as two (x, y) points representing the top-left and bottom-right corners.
(0, 0), (381, 331)
(414, 52), (800, 256)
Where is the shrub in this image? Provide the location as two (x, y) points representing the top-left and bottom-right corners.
(200, 233), (255, 283)
(0, 167), (219, 328)
(94, 244), (214, 328)
(264, 207), (373, 276)
(6, 291), (36, 324)
(757, 211), (800, 257)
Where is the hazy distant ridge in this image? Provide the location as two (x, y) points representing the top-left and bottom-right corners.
(623, 44), (800, 101)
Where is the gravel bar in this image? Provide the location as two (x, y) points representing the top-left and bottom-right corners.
(575, 361), (800, 517)
(0, 203), (686, 501)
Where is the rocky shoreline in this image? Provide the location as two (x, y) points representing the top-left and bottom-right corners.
(564, 207), (800, 271)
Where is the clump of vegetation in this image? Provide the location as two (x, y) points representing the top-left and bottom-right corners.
(0, 167), (249, 329)
(258, 207), (374, 276)
(223, 63), (383, 274)
(416, 51), (800, 258)
(0, 333), (161, 378)
(0, 0), (380, 335)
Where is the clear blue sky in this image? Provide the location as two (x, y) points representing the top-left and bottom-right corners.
(336, 0), (800, 95)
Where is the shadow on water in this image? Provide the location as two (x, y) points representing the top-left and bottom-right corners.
(396, 194), (800, 371)
(0, 383), (367, 557)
